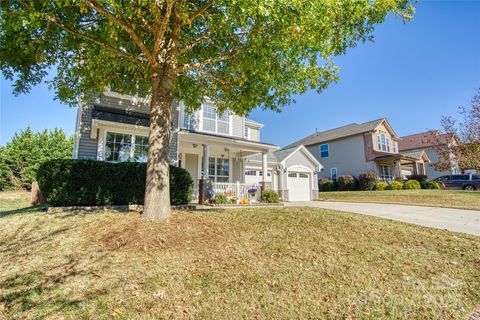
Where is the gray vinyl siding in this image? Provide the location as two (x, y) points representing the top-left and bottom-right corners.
(74, 94), (179, 163)
(232, 115), (244, 138)
(409, 147), (453, 179)
(307, 135), (376, 179)
(284, 151), (317, 172)
(249, 127), (260, 141)
(76, 103), (98, 160)
(185, 153), (199, 187)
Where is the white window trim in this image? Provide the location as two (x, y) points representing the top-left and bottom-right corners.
(330, 167), (337, 180)
(208, 157), (231, 183)
(201, 104), (231, 135)
(320, 143), (329, 158)
(244, 126), (251, 140)
(103, 130), (149, 163)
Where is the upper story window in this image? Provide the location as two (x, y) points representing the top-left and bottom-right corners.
(202, 104), (230, 134)
(377, 133), (390, 152)
(393, 140), (398, 153)
(244, 126), (250, 140)
(320, 144), (329, 158)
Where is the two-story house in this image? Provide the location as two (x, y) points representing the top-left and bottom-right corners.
(285, 118), (431, 181)
(72, 90), (321, 202)
(399, 131), (460, 179)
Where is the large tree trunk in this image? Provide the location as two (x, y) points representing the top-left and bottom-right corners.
(143, 65), (177, 219)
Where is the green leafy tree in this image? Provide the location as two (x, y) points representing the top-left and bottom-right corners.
(0, 0), (414, 219)
(0, 127), (73, 190)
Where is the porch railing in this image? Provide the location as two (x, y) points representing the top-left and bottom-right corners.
(212, 182), (262, 201)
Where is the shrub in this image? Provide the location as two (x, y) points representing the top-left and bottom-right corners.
(318, 178), (337, 192)
(1, 127), (73, 190)
(213, 194), (228, 204)
(407, 174), (428, 183)
(37, 159), (193, 206)
(404, 179), (421, 190)
(358, 172), (379, 191)
(337, 175), (357, 191)
(260, 189), (280, 203)
(421, 179), (442, 189)
(386, 180), (404, 190)
(375, 182), (389, 191)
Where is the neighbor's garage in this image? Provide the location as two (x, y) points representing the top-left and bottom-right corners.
(287, 171), (311, 201)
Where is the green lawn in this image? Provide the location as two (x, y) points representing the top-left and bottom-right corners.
(317, 189), (480, 210)
(1, 191), (479, 319)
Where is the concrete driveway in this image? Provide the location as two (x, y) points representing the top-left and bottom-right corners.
(285, 201), (480, 236)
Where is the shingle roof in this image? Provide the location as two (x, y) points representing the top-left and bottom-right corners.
(245, 146), (298, 164)
(284, 118), (386, 149)
(398, 131), (453, 151)
(400, 150), (426, 160)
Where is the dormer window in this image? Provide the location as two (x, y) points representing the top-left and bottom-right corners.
(202, 104), (230, 135)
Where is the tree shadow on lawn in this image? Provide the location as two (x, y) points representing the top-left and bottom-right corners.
(0, 205), (46, 218)
(0, 253), (116, 318)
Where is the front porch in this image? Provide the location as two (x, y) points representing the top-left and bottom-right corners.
(374, 150), (431, 182)
(177, 130), (278, 202)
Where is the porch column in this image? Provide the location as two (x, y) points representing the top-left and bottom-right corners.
(394, 160), (402, 180)
(202, 144), (209, 178)
(261, 152), (268, 192)
(199, 144), (211, 204)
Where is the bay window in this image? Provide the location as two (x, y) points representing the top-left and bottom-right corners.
(105, 132), (148, 162)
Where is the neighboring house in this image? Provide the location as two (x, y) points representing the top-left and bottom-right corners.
(285, 118), (431, 181)
(72, 90), (320, 201)
(398, 131), (459, 179)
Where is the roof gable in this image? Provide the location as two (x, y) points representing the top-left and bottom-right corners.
(399, 130), (454, 151)
(284, 118), (386, 148)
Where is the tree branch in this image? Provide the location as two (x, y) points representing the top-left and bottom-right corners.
(47, 16), (146, 65)
(185, 0), (214, 25)
(177, 54), (234, 72)
(152, 0), (174, 56)
(80, 0), (156, 66)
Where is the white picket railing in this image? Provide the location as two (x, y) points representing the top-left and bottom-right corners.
(212, 182), (261, 201)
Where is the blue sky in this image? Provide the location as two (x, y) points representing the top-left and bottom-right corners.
(1, 1), (479, 147)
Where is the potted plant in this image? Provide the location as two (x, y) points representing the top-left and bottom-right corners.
(247, 188), (257, 203)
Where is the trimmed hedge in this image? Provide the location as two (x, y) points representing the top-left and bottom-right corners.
(404, 179), (421, 190)
(337, 175), (357, 191)
(375, 182), (389, 191)
(386, 180), (404, 190)
(261, 189), (280, 203)
(318, 178), (337, 192)
(358, 172), (379, 191)
(421, 179), (441, 189)
(37, 159), (193, 206)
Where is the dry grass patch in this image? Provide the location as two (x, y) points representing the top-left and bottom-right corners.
(317, 190), (480, 210)
(0, 191), (479, 319)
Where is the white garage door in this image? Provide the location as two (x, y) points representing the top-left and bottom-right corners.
(287, 172), (311, 201)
